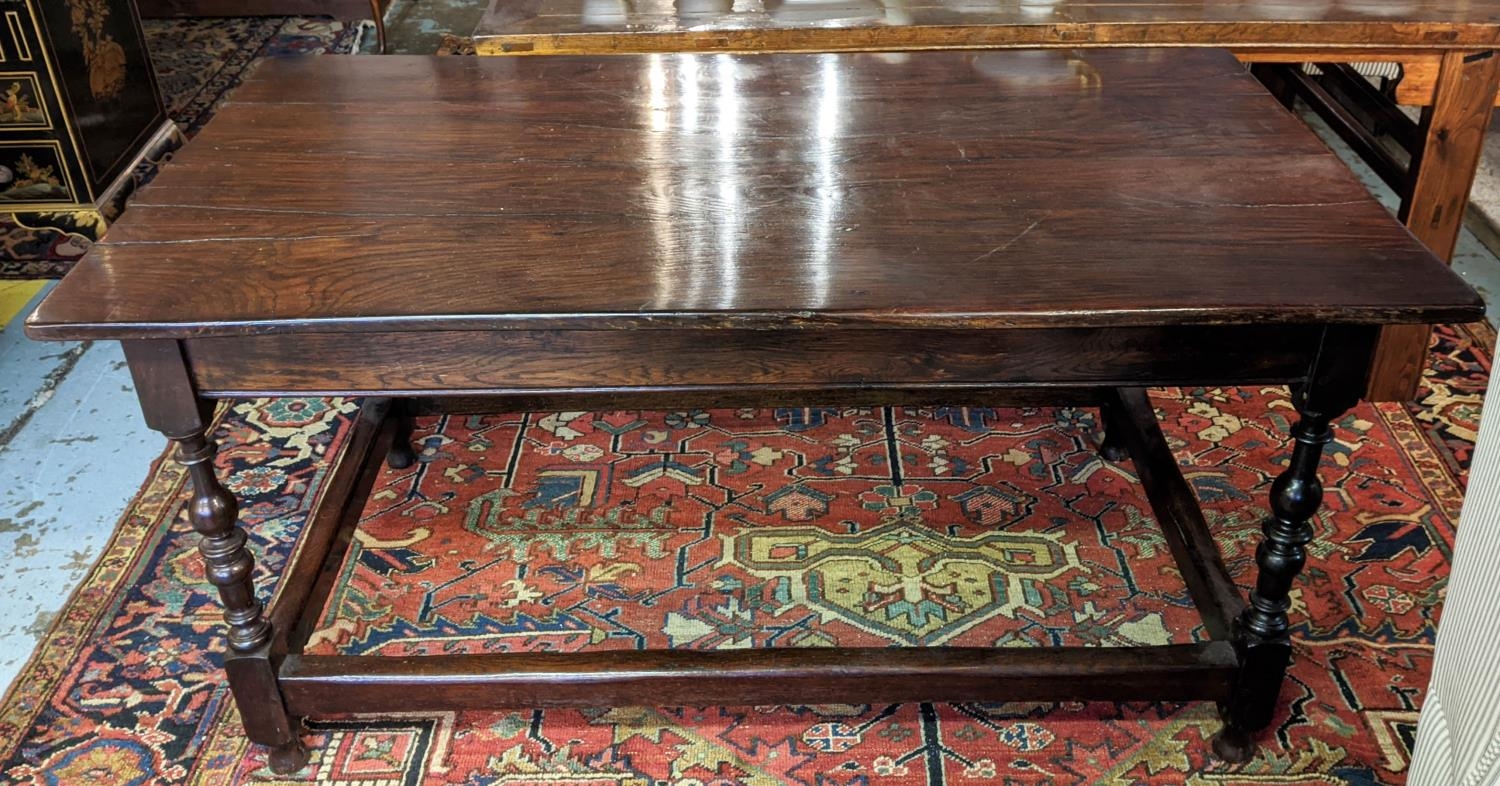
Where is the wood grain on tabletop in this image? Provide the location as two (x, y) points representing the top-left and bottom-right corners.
(26, 50), (1483, 342)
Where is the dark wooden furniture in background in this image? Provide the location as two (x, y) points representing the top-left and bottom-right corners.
(26, 52), (1485, 773)
(136, 0), (393, 52)
(471, 0), (1500, 403)
(0, 0), (173, 243)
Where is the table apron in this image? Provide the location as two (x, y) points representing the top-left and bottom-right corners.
(182, 325), (1327, 397)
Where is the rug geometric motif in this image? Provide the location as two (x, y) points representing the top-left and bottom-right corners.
(0, 324), (1489, 785)
(723, 520), (1082, 644)
(311, 404), (1205, 658)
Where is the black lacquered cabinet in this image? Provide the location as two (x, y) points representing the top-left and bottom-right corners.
(1, 0), (172, 241)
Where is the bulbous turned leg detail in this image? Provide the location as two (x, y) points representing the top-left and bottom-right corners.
(180, 433), (271, 653)
(177, 430), (306, 773)
(386, 400), (418, 470)
(1213, 394), (1338, 763)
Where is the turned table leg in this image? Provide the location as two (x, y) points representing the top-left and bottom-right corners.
(178, 432), (270, 653)
(1213, 387), (1348, 762)
(177, 430), (309, 772)
(124, 341), (308, 773)
(1212, 326), (1376, 762)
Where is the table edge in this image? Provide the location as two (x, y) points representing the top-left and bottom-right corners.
(23, 303), (1488, 342)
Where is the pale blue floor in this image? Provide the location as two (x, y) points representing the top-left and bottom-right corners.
(1, 109), (1499, 701)
(0, 286), (160, 690)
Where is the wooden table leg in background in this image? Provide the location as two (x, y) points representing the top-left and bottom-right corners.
(1368, 50), (1500, 401)
(369, 0), (389, 53)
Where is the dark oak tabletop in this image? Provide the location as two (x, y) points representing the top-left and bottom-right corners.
(471, 0), (1500, 55)
(27, 50), (1483, 341)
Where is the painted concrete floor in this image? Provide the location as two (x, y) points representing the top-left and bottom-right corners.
(0, 288), (163, 689)
(2, 34), (1500, 698)
(1467, 112), (1500, 264)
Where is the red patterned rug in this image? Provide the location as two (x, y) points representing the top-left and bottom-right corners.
(0, 324), (1489, 785)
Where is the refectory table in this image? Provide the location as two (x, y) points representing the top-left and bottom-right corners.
(26, 50), (1485, 772)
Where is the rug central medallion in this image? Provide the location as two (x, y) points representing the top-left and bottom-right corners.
(722, 520), (1083, 645)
